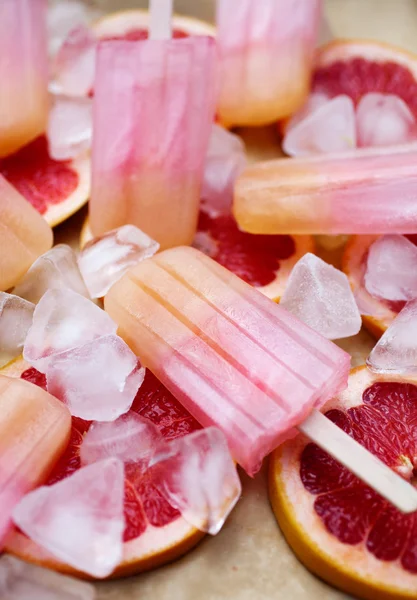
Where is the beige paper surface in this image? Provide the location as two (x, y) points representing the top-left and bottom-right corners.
(51, 1), (417, 598)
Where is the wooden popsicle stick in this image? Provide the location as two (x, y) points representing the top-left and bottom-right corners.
(298, 408), (417, 514)
(149, 0), (173, 40)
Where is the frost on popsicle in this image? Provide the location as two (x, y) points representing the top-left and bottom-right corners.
(280, 253), (361, 340)
(13, 458), (125, 579)
(0, 293), (34, 368)
(23, 288), (116, 373)
(47, 95), (92, 160)
(216, 0), (322, 127)
(89, 36), (217, 249)
(13, 245), (90, 305)
(0, 0), (48, 157)
(80, 412), (162, 468)
(364, 235), (417, 302)
(149, 427), (241, 535)
(367, 300), (417, 375)
(78, 225), (160, 298)
(0, 555), (96, 600)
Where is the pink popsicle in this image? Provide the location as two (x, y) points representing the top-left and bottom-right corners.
(234, 145), (417, 234)
(0, 0), (49, 157)
(89, 37), (217, 249)
(0, 375), (71, 547)
(216, 0), (322, 127)
(0, 176), (53, 291)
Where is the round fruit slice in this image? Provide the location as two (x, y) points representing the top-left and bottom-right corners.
(0, 136), (90, 228)
(269, 365), (417, 600)
(1, 357), (204, 579)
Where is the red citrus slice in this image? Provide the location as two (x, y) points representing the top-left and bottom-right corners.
(269, 365), (417, 600)
(1, 357), (204, 579)
(0, 136), (90, 228)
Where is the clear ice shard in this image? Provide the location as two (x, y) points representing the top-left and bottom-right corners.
(0, 293), (34, 367)
(47, 95), (92, 160)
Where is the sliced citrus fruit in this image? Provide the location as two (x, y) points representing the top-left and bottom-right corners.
(0, 136), (90, 228)
(1, 357), (204, 579)
(269, 365), (417, 600)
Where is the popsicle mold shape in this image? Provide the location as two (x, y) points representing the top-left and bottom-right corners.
(0, 375), (71, 548)
(0, 176), (53, 291)
(216, 0), (322, 127)
(89, 37), (217, 249)
(234, 145), (417, 235)
(0, 0), (48, 157)
(105, 246), (350, 475)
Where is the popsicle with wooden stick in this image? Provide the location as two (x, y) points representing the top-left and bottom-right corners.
(89, 0), (217, 249)
(105, 247), (417, 513)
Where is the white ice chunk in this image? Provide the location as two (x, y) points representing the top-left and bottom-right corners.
(13, 245), (89, 305)
(13, 458), (125, 579)
(283, 95), (356, 157)
(280, 253), (362, 339)
(285, 92), (330, 132)
(48, 95), (92, 160)
(364, 235), (417, 302)
(0, 555), (96, 600)
(23, 288), (116, 373)
(78, 225), (159, 298)
(367, 299), (417, 374)
(48, 0), (101, 57)
(150, 427), (241, 535)
(51, 26), (96, 97)
(356, 93), (417, 147)
(0, 293), (34, 367)
(80, 412), (162, 468)
(46, 334), (145, 421)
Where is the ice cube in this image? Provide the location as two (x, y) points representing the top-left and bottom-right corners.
(0, 293), (34, 367)
(78, 225), (160, 298)
(51, 25), (96, 97)
(280, 253), (362, 340)
(47, 0), (101, 57)
(46, 334), (145, 421)
(364, 235), (417, 302)
(47, 95), (92, 160)
(13, 458), (125, 579)
(201, 124), (247, 214)
(283, 95), (356, 157)
(356, 93), (417, 147)
(13, 245), (89, 304)
(24, 288), (116, 373)
(80, 412), (162, 468)
(285, 92), (330, 132)
(0, 554), (96, 600)
(367, 299), (417, 374)
(149, 427), (241, 535)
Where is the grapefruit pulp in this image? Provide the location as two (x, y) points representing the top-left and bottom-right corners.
(269, 366), (417, 600)
(2, 358), (205, 579)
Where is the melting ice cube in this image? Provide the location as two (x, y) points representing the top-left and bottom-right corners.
(48, 95), (92, 160)
(51, 25), (96, 97)
(0, 293), (34, 367)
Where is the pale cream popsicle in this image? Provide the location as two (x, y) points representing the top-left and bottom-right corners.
(0, 176), (53, 291)
(0, 0), (49, 157)
(0, 375), (71, 547)
(234, 145), (417, 234)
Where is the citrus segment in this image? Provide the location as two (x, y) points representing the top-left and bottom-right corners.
(269, 366), (417, 600)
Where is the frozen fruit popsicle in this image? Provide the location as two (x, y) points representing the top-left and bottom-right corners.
(0, 375), (71, 548)
(0, 0), (49, 157)
(234, 145), (417, 235)
(0, 175), (53, 291)
(105, 247), (417, 512)
(89, 8), (217, 249)
(216, 0), (322, 127)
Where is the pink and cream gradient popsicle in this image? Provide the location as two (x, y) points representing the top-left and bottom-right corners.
(216, 0), (322, 127)
(0, 176), (53, 291)
(234, 145), (417, 235)
(0, 0), (49, 157)
(105, 247), (417, 512)
(89, 7), (217, 249)
(0, 375), (71, 547)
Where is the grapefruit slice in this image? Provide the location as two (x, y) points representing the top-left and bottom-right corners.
(1, 357), (205, 579)
(80, 209), (314, 302)
(0, 136), (90, 228)
(269, 365), (417, 600)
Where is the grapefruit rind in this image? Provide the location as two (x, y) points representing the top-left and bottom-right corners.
(269, 366), (417, 600)
(0, 357), (204, 580)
